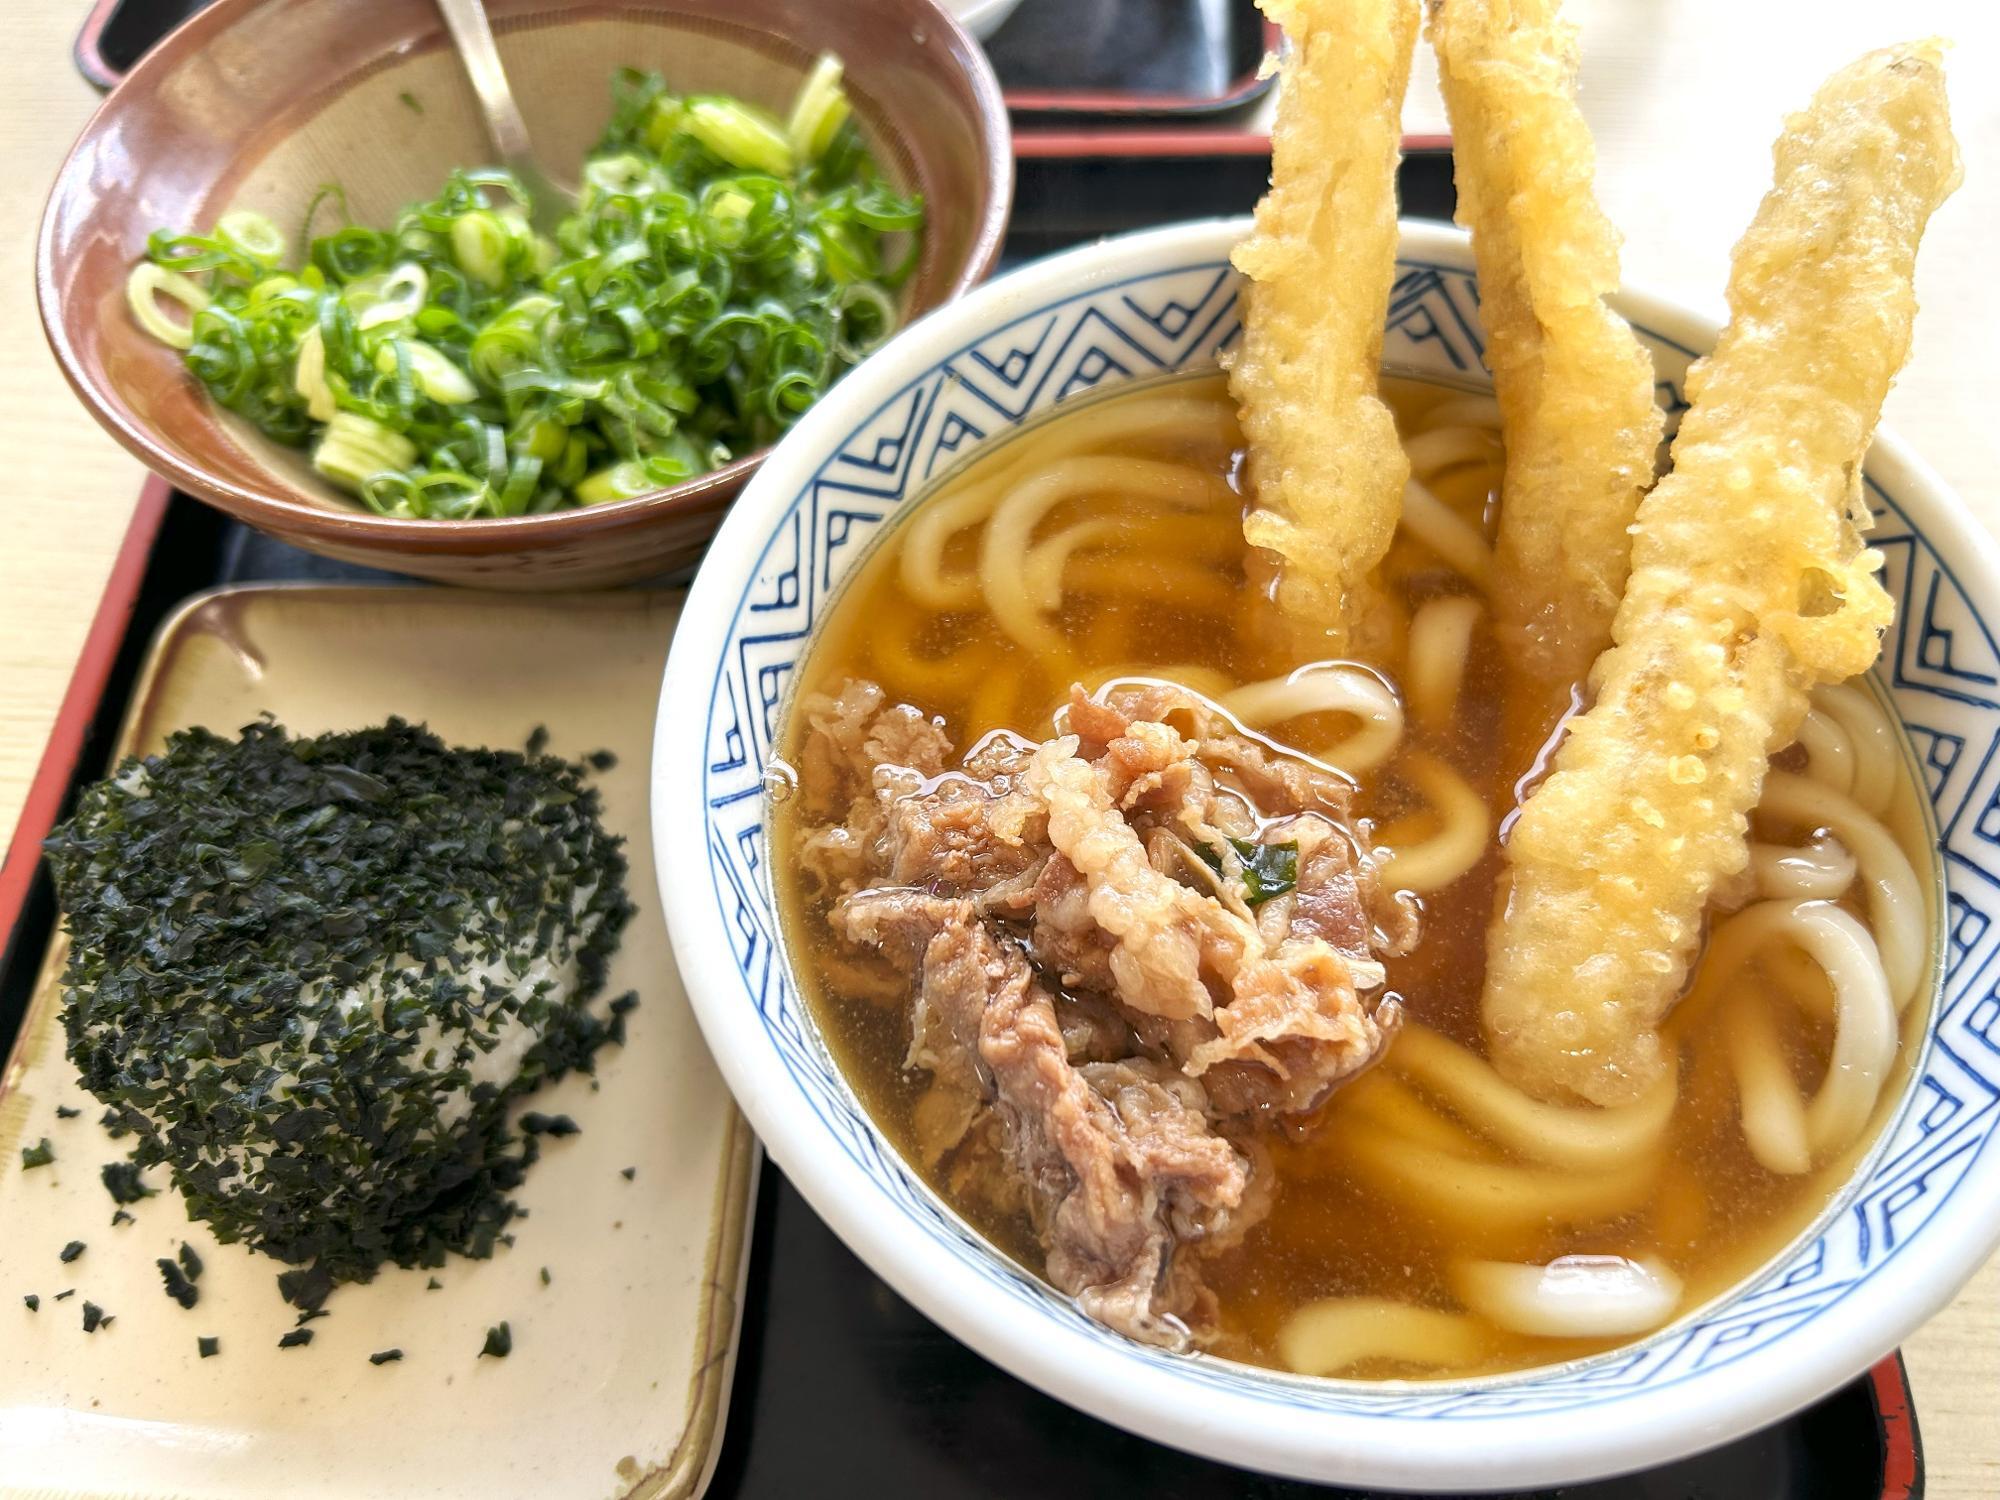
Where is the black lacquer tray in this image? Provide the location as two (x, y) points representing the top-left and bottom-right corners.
(18, 8), (1926, 1493)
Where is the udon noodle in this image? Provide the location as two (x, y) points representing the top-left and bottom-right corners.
(774, 371), (1935, 1378)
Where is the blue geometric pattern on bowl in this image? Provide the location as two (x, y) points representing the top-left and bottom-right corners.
(699, 253), (2000, 1416)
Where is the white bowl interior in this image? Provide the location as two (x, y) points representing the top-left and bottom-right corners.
(655, 218), (2000, 1490)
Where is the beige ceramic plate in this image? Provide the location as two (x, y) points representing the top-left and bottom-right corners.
(0, 586), (755, 1500)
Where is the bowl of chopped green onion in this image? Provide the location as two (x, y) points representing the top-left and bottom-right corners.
(39, 0), (1009, 588)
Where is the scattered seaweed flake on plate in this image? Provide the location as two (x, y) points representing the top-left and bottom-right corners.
(127, 56), (922, 521)
(277, 1265), (334, 1315)
(178, 1243), (203, 1281)
(21, 1138), (53, 1170)
(370, 1348), (404, 1365)
(101, 1162), (154, 1205)
(42, 717), (638, 1314)
(55, 1105), (82, 1120)
(59, 1241), (85, 1265)
(111, 1210), (134, 1228)
(607, 991), (640, 1045)
(198, 1335), (219, 1358)
(81, 1301), (108, 1332)
(278, 1328), (313, 1350)
(621, 1166), (636, 1181)
(481, 1322), (513, 1359)
(157, 1257), (199, 1309)
(54, 1289), (75, 1302)
(23, 1294), (39, 1312)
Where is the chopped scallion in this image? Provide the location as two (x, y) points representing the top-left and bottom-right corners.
(787, 54), (852, 162)
(683, 98), (794, 176)
(133, 62), (920, 520)
(125, 264), (211, 351)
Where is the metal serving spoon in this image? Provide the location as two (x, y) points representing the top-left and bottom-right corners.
(433, 0), (578, 228)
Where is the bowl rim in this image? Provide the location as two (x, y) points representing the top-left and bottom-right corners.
(34, 0), (1013, 550)
(655, 215), (2000, 1489)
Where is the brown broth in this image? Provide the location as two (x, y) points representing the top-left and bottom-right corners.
(772, 371), (1938, 1378)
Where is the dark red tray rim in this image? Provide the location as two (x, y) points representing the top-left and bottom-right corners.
(0, 475), (169, 934)
(1015, 127), (1451, 158)
(71, 0), (123, 90)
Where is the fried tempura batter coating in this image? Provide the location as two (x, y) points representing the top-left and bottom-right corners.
(1227, 0), (1419, 652)
(1483, 42), (1960, 1105)
(1427, 0), (1663, 689)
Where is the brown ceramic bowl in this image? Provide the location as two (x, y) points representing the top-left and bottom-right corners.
(38, 0), (1011, 589)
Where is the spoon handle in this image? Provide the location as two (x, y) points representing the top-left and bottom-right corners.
(434, 0), (534, 171)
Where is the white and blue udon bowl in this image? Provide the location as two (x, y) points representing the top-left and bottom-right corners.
(655, 219), (2000, 1490)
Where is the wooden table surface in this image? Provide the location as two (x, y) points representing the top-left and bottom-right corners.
(0, 0), (1993, 1491)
